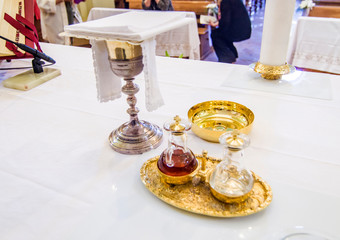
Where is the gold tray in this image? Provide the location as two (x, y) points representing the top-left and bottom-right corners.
(140, 155), (272, 217)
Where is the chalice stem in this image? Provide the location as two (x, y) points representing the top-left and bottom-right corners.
(122, 77), (140, 124)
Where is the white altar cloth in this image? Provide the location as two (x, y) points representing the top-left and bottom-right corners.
(222, 66), (332, 100)
(0, 43), (340, 240)
(288, 16), (340, 74)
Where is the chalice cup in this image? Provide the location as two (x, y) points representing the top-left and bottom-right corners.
(106, 40), (163, 154)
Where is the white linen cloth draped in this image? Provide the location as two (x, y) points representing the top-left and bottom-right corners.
(90, 37), (163, 111)
(288, 16), (340, 74)
(87, 8), (200, 59)
(63, 10), (198, 111)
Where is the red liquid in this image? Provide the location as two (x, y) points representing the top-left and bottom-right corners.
(157, 149), (198, 176)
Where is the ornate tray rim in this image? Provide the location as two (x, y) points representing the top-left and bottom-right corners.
(140, 155), (273, 218)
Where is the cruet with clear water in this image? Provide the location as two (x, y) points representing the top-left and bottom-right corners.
(209, 130), (254, 202)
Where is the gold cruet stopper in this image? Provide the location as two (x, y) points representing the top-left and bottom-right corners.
(165, 115), (191, 136)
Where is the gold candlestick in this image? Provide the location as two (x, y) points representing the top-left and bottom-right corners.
(253, 62), (294, 80)
(254, 62), (295, 80)
(106, 40), (163, 154)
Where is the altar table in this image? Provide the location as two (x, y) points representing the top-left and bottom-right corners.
(0, 43), (340, 240)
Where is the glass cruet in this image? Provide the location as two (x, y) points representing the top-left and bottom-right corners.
(209, 130), (254, 199)
(157, 115), (198, 177)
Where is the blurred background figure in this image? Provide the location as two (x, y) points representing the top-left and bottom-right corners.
(209, 0), (251, 63)
(142, 0), (173, 10)
(37, 0), (82, 45)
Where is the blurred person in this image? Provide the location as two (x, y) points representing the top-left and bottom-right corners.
(142, 0), (173, 11)
(37, 0), (82, 45)
(209, 0), (251, 63)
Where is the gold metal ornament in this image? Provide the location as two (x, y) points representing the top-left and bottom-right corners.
(140, 154), (272, 217)
(157, 164), (199, 185)
(188, 101), (254, 143)
(253, 62), (293, 80)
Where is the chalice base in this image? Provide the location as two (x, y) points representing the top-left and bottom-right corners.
(109, 120), (163, 155)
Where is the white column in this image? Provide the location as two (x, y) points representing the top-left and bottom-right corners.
(259, 0), (296, 66)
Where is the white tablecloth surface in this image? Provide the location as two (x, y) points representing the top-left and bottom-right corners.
(288, 16), (340, 74)
(1, 43), (340, 240)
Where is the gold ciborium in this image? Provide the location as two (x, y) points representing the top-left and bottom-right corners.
(106, 41), (163, 154)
